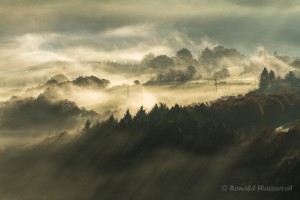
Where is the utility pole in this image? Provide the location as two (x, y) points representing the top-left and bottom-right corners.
(214, 78), (218, 92)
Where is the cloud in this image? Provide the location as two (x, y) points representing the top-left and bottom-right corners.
(0, 0), (300, 56)
(228, 0), (300, 7)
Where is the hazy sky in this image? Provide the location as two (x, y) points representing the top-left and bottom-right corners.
(0, 0), (300, 66)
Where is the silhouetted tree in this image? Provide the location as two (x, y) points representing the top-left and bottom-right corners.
(119, 109), (132, 128)
(81, 119), (91, 134)
(148, 103), (159, 122)
(186, 66), (196, 79)
(133, 80), (140, 85)
(176, 48), (193, 59)
(146, 66), (197, 85)
(141, 53), (155, 67)
(285, 71), (296, 82)
(105, 115), (118, 126)
(199, 46), (245, 70)
(269, 70), (276, 81)
(148, 55), (174, 69)
(147, 103), (166, 131)
(133, 106), (147, 127)
(73, 76), (110, 88)
(200, 47), (215, 68)
(158, 103), (169, 113)
(213, 68), (230, 79)
(48, 74), (69, 83)
(259, 67), (269, 90)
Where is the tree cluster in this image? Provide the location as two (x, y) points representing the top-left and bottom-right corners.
(199, 46), (245, 70)
(259, 68), (298, 91)
(259, 67), (276, 90)
(212, 68), (231, 79)
(145, 66), (197, 85)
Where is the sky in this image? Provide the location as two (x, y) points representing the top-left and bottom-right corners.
(0, 0), (300, 65)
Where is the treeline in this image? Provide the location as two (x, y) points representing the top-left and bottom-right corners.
(69, 86), (300, 199)
(82, 87), (300, 154)
(259, 67), (300, 92)
(141, 46), (244, 71)
(46, 75), (111, 88)
(140, 46), (245, 84)
(145, 65), (197, 85)
(0, 95), (97, 130)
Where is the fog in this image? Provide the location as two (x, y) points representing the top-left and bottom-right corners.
(1, 1), (300, 199)
(1, 42), (298, 117)
(1, 37), (300, 151)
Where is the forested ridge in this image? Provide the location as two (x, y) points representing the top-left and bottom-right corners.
(1, 69), (300, 200)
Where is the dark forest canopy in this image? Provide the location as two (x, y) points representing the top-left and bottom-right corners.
(0, 95), (98, 131)
(46, 75), (111, 88)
